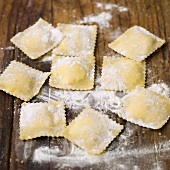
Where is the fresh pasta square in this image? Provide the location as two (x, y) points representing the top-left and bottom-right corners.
(20, 101), (66, 140)
(108, 26), (165, 61)
(119, 87), (170, 129)
(62, 107), (123, 155)
(101, 57), (145, 91)
(49, 55), (95, 90)
(11, 18), (64, 59)
(53, 24), (97, 57)
(0, 60), (50, 101)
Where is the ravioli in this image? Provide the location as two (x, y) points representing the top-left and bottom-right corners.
(119, 87), (170, 129)
(49, 55), (95, 90)
(62, 107), (123, 155)
(11, 18), (64, 59)
(0, 60), (50, 101)
(20, 101), (66, 140)
(53, 24), (97, 56)
(108, 26), (165, 61)
(101, 56), (145, 91)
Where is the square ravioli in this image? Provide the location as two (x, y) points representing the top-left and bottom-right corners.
(52, 24), (97, 56)
(49, 55), (95, 90)
(119, 87), (170, 129)
(101, 57), (145, 91)
(20, 101), (66, 140)
(62, 107), (123, 155)
(0, 60), (50, 101)
(108, 26), (165, 61)
(11, 18), (64, 59)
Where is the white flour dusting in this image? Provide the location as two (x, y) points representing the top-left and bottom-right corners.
(37, 76), (170, 114)
(0, 46), (15, 50)
(33, 146), (60, 163)
(33, 136), (170, 169)
(107, 27), (123, 41)
(23, 141), (32, 160)
(40, 52), (53, 62)
(96, 2), (103, 8)
(32, 123), (136, 164)
(148, 83), (170, 98)
(77, 2), (128, 30)
(36, 70), (124, 113)
(36, 84), (124, 114)
(79, 12), (112, 30)
(96, 2), (129, 12)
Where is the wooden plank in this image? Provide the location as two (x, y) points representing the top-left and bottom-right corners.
(0, 92), (13, 169)
(0, 0), (169, 169)
(0, 0), (19, 169)
(8, 0), (53, 169)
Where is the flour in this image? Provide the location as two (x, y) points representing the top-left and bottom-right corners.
(79, 12), (112, 30)
(96, 2), (129, 12)
(39, 49), (55, 62)
(36, 79), (170, 114)
(148, 83), (170, 98)
(78, 2), (128, 30)
(40, 52), (53, 62)
(33, 134), (170, 170)
(33, 146), (60, 163)
(23, 141), (32, 160)
(107, 27), (123, 41)
(36, 68), (125, 113)
(0, 46), (15, 50)
(32, 123), (137, 165)
(36, 84), (124, 114)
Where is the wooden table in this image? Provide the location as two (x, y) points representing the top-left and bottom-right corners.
(0, 0), (170, 169)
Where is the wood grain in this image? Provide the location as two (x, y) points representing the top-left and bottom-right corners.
(0, 0), (170, 169)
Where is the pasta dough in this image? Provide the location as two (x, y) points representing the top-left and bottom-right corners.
(108, 26), (165, 61)
(20, 101), (65, 140)
(119, 87), (170, 129)
(53, 24), (97, 56)
(0, 60), (50, 101)
(62, 107), (123, 155)
(49, 55), (95, 90)
(11, 18), (64, 59)
(101, 56), (145, 91)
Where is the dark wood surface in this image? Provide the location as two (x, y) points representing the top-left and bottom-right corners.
(0, 0), (170, 169)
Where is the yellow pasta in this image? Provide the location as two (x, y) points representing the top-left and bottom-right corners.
(0, 60), (50, 101)
(62, 107), (123, 155)
(11, 18), (64, 59)
(101, 57), (145, 91)
(108, 26), (165, 61)
(49, 55), (95, 90)
(53, 24), (97, 57)
(119, 87), (170, 129)
(20, 101), (66, 140)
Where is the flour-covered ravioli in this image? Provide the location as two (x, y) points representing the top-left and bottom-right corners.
(53, 24), (97, 56)
(62, 107), (123, 155)
(119, 87), (170, 129)
(49, 55), (95, 90)
(101, 57), (145, 91)
(11, 18), (64, 59)
(108, 26), (165, 61)
(20, 101), (65, 140)
(0, 60), (50, 101)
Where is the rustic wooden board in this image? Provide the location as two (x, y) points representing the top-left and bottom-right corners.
(0, 0), (170, 169)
